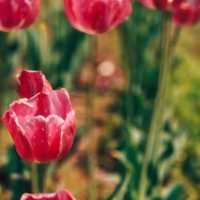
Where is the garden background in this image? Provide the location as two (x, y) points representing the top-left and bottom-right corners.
(0, 1), (200, 200)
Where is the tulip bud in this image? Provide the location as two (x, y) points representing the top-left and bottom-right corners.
(0, 0), (40, 32)
(21, 190), (76, 200)
(2, 70), (76, 163)
(64, 0), (132, 34)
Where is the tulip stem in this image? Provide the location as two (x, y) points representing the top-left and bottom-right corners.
(31, 164), (40, 193)
(138, 12), (174, 200)
(87, 36), (98, 200)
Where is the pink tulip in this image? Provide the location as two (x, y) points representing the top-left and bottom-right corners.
(2, 70), (76, 163)
(139, 0), (185, 10)
(172, 0), (200, 25)
(139, 0), (200, 25)
(139, 0), (173, 10)
(0, 0), (40, 32)
(21, 190), (76, 200)
(64, 0), (133, 34)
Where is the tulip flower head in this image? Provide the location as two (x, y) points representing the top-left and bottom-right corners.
(64, 0), (133, 34)
(139, 0), (174, 10)
(21, 190), (76, 200)
(139, 0), (200, 25)
(2, 70), (76, 163)
(172, 0), (200, 25)
(0, 0), (40, 32)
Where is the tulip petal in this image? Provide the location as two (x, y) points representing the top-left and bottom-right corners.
(21, 190), (76, 200)
(59, 111), (76, 158)
(18, 70), (52, 98)
(21, 0), (41, 28)
(32, 89), (73, 119)
(46, 115), (64, 160)
(48, 89), (73, 119)
(9, 99), (36, 127)
(139, 0), (169, 9)
(85, 1), (110, 33)
(24, 116), (49, 162)
(21, 193), (57, 200)
(57, 190), (76, 200)
(33, 93), (51, 117)
(2, 111), (33, 161)
(110, 0), (132, 27)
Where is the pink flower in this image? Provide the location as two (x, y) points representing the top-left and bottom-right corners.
(0, 0), (40, 32)
(18, 70), (52, 98)
(172, 0), (200, 25)
(21, 190), (76, 200)
(139, 0), (200, 25)
(139, 0), (184, 10)
(64, 0), (132, 34)
(2, 70), (76, 163)
(139, 0), (173, 10)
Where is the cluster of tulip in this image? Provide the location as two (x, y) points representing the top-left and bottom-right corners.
(2, 70), (76, 200)
(0, 0), (200, 35)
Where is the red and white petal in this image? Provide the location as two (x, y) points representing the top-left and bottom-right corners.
(24, 116), (49, 163)
(2, 111), (33, 161)
(21, 0), (41, 28)
(21, 190), (76, 200)
(9, 99), (36, 127)
(32, 93), (51, 117)
(58, 111), (76, 159)
(46, 115), (64, 160)
(48, 89), (73, 119)
(30, 89), (73, 119)
(21, 193), (57, 200)
(18, 70), (52, 98)
(57, 190), (76, 200)
(110, 0), (132, 28)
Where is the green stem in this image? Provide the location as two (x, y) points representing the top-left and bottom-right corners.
(31, 164), (39, 193)
(153, 26), (181, 160)
(87, 36), (98, 200)
(138, 13), (172, 200)
(126, 59), (134, 126)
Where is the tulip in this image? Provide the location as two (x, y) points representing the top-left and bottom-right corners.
(139, 0), (200, 25)
(21, 190), (76, 200)
(139, 0), (173, 10)
(172, 0), (200, 25)
(64, 0), (132, 34)
(0, 0), (40, 32)
(138, 0), (184, 10)
(2, 70), (76, 163)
